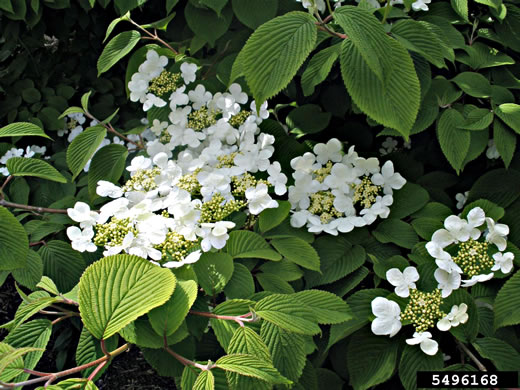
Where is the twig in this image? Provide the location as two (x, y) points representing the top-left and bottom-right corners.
(29, 240), (47, 247)
(0, 344), (130, 388)
(84, 111), (143, 149)
(128, 19), (179, 55)
(100, 339), (111, 358)
(0, 199), (68, 214)
(0, 176), (13, 198)
(164, 347), (215, 371)
(87, 360), (107, 382)
(51, 313), (78, 325)
(456, 340), (487, 372)
(189, 310), (258, 327)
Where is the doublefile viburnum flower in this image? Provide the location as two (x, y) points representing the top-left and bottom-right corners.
(386, 267), (420, 298)
(371, 297), (402, 337)
(406, 332), (438, 355)
(437, 304), (469, 331)
(288, 138), (405, 235)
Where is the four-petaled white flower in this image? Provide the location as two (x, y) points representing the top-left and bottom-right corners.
(198, 221), (236, 252)
(180, 62), (198, 84)
(267, 162), (288, 196)
(371, 297), (402, 337)
(67, 226), (97, 252)
(485, 217), (509, 251)
(437, 303), (469, 331)
(406, 332), (438, 355)
(67, 202), (98, 228)
(386, 266), (419, 298)
(371, 161), (406, 194)
(163, 250), (202, 268)
(97, 181), (123, 198)
(491, 252), (514, 274)
(434, 268), (461, 298)
(313, 138), (343, 164)
(245, 183), (278, 215)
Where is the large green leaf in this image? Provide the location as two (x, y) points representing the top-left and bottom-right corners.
(399, 345), (443, 390)
(5, 319), (52, 383)
(391, 19), (447, 68)
(261, 321), (306, 383)
(38, 240), (86, 293)
(270, 237), (320, 271)
(301, 44), (341, 97)
(237, 11), (317, 109)
(293, 290), (351, 325)
(193, 252), (234, 294)
(215, 354), (291, 385)
(0, 122), (51, 139)
(493, 119), (516, 168)
(185, 2), (233, 46)
(11, 250), (43, 291)
(339, 33), (420, 137)
(231, 0), (278, 29)
(0, 206), (28, 271)
(372, 219), (418, 249)
(97, 30), (141, 76)
(472, 337), (520, 371)
(193, 370), (215, 390)
(87, 144), (128, 199)
(148, 279), (197, 337)
(494, 270), (520, 329)
(389, 182), (430, 219)
(78, 254), (176, 339)
(6, 157), (67, 183)
(226, 231), (281, 260)
(495, 103), (520, 134)
(0, 343), (31, 382)
(254, 294), (320, 335)
(224, 263), (255, 299)
(467, 168), (520, 208)
(347, 327), (399, 390)
(258, 200), (291, 233)
(66, 126), (107, 180)
(452, 72), (492, 98)
(436, 109), (470, 173)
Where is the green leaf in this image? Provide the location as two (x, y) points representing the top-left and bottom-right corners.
(87, 144), (128, 199)
(6, 157), (67, 183)
(301, 44), (341, 96)
(216, 354), (291, 385)
(458, 107), (494, 131)
(142, 338), (195, 378)
(97, 30), (141, 76)
(10, 294), (58, 332)
(467, 168), (520, 208)
(119, 318), (188, 348)
(239, 11), (317, 110)
(232, 0), (278, 29)
(58, 106), (85, 119)
(38, 240), (86, 293)
(261, 321), (306, 383)
(436, 109), (470, 173)
(293, 290), (351, 324)
(5, 319), (52, 383)
(198, 0), (228, 15)
(286, 104), (332, 136)
(166, 0), (179, 12)
(0, 343), (39, 382)
(389, 182), (430, 219)
(0, 206), (28, 271)
(307, 239), (364, 288)
(193, 252), (234, 294)
(0, 122), (51, 140)
(334, 6), (389, 80)
(472, 337), (520, 371)
(12, 250), (43, 290)
(211, 299), (255, 350)
(399, 345), (443, 390)
(493, 119), (516, 168)
(81, 91), (92, 113)
(460, 199), (505, 221)
(372, 219), (418, 249)
(75, 327), (118, 378)
(226, 231), (281, 260)
(451, 0), (469, 22)
(66, 126), (107, 180)
(148, 279), (197, 337)
(36, 276), (60, 295)
(224, 263), (255, 299)
(22, 88), (41, 104)
(495, 103), (520, 134)
(260, 259), (303, 282)
(258, 201), (290, 232)
(141, 12), (177, 31)
(104, 12), (131, 43)
(194, 370), (215, 390)
(391, 20), (447, 68)
(494, 270), (520, 329)
(254, 294), (320, 335)
(185, 2), (233, 46)
(270, 237), (320, 271)
(452, 72), (492, 98)
(256, 273), (295, 294)
(78, 254), (176, 339)
(339, 31), (420, 137)
(347, 327), (399, 390)
(457, 42), (514, 70)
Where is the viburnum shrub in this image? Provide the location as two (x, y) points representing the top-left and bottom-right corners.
(0, 0), (520, 389)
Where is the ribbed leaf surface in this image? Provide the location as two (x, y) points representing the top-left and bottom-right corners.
(7, 157), (66, 183)
(78, 255), (176, 339)
(66, 126), (107, 180)
(0, 122), (51, 139)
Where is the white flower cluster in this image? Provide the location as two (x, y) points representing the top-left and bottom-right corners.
(427, 207), (514, 297)
(67, 50), (288, 268)
(379, 136), (411, 156)
(296, 0), (431, 13)
(59, 113), (141, 171)
(371, 265), (469, 356)
(0, 145), (47, 176)
(288, 138), (406, 235)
